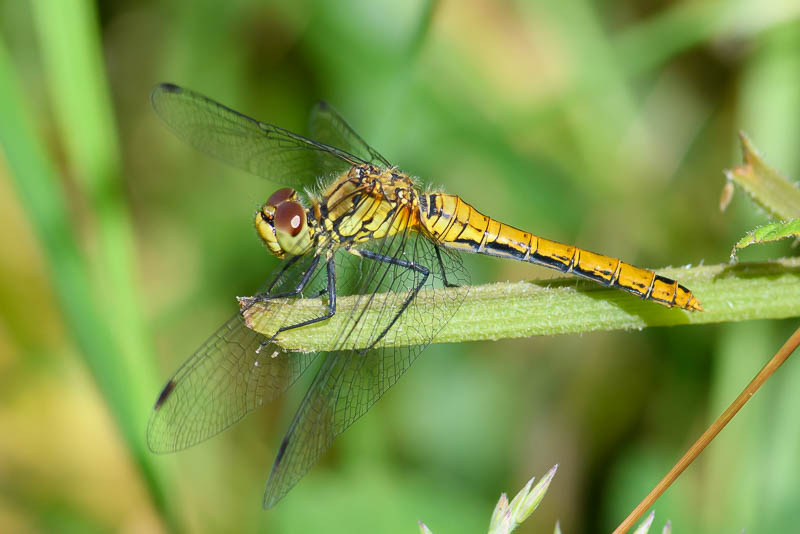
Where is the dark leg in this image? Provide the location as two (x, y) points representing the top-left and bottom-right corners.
(357, 248), (429, 351)
(266, 254), (303, 293)
(267, 256), (337, 338)
(434, 244), (458, 288)
(250, 254), (321, 305)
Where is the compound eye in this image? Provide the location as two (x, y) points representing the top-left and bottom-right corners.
(274, 201), (306, 237)
(267, 187), (296, 207)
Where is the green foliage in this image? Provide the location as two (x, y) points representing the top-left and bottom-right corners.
(733, 220), (800, 257)
(726, 133), (800, 261)
(724, 132), (800, 221)
(2, 1), (800, 533)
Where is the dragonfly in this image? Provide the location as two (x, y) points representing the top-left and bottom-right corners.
(147, 83), (703, 509)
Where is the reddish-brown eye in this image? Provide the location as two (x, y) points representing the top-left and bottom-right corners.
(267, 187), (296, 207)
(274, 201), (306, 236)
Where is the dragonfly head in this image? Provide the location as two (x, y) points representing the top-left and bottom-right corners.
(255, 188), (313, 259)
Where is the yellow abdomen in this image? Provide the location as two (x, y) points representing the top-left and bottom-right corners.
(419, 193), (702, 311)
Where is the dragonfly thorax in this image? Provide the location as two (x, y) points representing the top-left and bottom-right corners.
(255, 187), (315, 258)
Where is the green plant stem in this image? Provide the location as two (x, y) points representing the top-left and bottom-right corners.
(242, 258), (800, 352)
(3, 1), (178, 530)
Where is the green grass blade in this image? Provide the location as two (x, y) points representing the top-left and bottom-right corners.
(9, 0), (180, 529)
(0, 36), (176, 523)
(243, 259), (800, 352)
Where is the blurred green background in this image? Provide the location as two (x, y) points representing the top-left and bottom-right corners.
(1, 0), (800, 532)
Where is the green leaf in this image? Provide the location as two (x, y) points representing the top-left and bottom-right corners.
(242, 260), (800, 353)
(723, 132), (800, 220)
(732, 220), (800, 258)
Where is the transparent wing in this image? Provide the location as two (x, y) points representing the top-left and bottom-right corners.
(308, 101), (392, 168)
(262, 205), (470, 508)
(147, 192), (469, 508)
(146, 253), (327, 453)
(151, 83), (368, 187)
(146, 313), (317, 452)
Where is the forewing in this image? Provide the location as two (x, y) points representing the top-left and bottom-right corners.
(151, 84), (365, 187)
(262, 209), (470, 507)
(308, 101), (392, 168)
